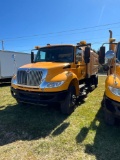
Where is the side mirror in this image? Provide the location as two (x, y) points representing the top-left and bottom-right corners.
(105, 50), (115, 67)
(31, 51), (34, 63)
(105, 50), (115, 59)
(84, 47), (90, 63)
(99, 46), (105, 64)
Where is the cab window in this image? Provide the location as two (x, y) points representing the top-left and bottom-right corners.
(76, 48), (83, 62)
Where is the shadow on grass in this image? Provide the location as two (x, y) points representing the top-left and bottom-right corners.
(0, 103), (68, 146)
(52, 122), (70, 136)
(76, 100), (120, 160)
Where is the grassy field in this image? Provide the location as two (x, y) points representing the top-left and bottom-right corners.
(0, 76), (120, 160)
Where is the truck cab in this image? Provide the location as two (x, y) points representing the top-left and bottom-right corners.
(11, 41), (98, 114)
(99, 32), (120, 125)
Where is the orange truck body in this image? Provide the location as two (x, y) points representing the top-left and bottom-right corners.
(11, 42), (98, 114)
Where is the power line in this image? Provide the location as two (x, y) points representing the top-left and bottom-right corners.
(6, 31), (120, 50)
(2, 21), (120, 41)
(3, 25), (120, 43)
(3, 21), (120, 52)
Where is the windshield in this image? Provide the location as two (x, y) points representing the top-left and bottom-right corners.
(116, 43), (120, 62)
(35, 46), (74, 63)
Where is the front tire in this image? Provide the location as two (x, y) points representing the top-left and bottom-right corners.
(16, 99), (27, 106)
(60, 86), (76, 114)
(104, 110), (115, 125)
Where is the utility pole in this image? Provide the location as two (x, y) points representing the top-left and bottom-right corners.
(2, 40), (4, 50)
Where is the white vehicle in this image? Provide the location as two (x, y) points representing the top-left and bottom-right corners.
(0, 50), (31, 82)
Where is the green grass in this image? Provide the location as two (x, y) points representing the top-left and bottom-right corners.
(0, 76), (120, 160)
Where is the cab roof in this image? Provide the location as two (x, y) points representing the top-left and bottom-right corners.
(41, 44), (75, 48)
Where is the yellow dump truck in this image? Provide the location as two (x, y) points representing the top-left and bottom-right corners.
(99, 30), (120, 125)
(11, 41), (98, 114)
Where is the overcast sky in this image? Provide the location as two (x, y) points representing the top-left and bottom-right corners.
(0, 0), (120, 53)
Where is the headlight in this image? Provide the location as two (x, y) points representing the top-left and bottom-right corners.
(108, 86), (120, 97)
(11, 75), (17, 85)
(45, 81), (64, 88)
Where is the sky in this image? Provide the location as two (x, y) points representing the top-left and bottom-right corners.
(0, 0), (120, 53)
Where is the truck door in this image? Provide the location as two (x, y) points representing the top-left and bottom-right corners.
(75, 47), (86, 80)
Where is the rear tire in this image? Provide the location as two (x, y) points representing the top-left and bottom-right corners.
(86, 75), (98, 91)
(94, 75), (98, 88)
(60, 86), (76, 114)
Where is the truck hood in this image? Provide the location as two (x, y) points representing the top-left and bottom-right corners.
(20, 62), (70, 69)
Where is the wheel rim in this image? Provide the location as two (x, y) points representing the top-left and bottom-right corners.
(69, 91), (76, 107)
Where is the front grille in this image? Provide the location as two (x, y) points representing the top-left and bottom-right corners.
(17, 70), (43, 86)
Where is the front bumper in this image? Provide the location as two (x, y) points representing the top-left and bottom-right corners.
(104, 95), (120, 117)
(11, 87), (68, 105)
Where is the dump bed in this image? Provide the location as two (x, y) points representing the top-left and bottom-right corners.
(87, 50), (98, 77)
